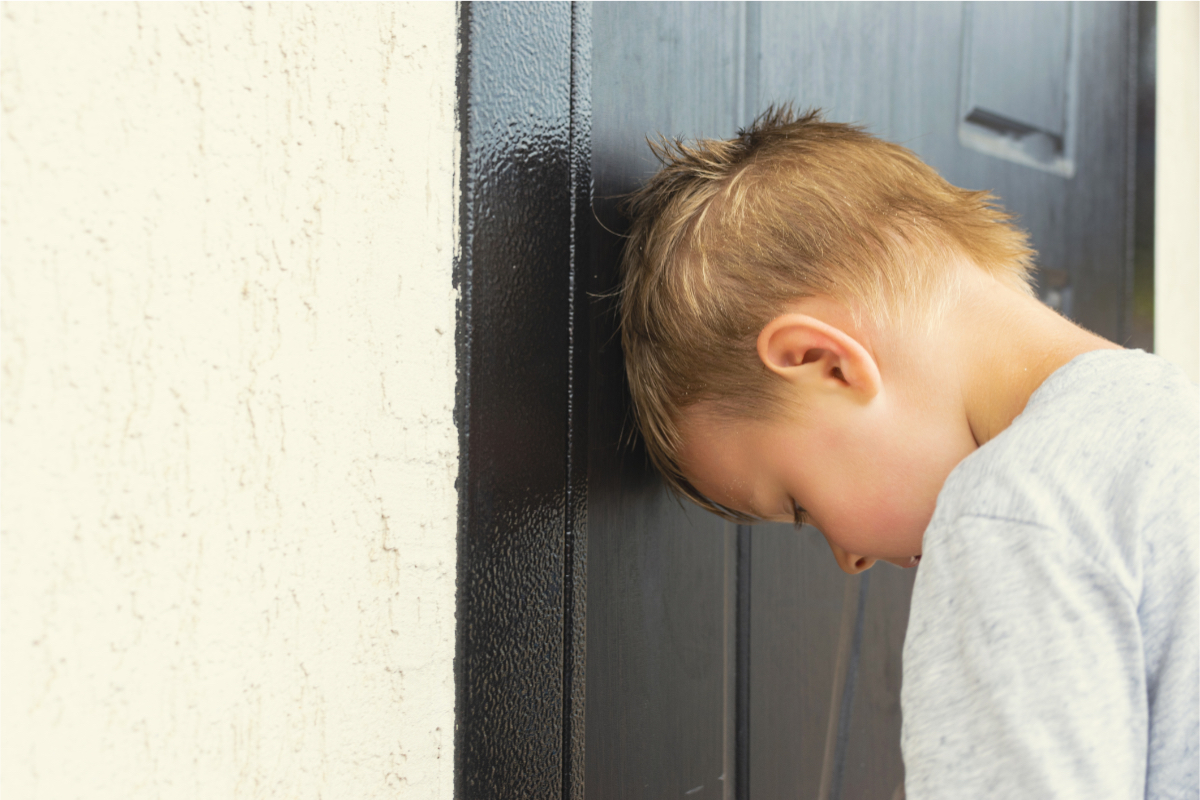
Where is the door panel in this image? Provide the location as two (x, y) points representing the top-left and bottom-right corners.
(755, 2), (1133, 338)
(587, 4), (745, 798)
(838, 565), (915, 800)
(746, 527), (849, 799)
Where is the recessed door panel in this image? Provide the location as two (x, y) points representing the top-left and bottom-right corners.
(588, 4), (745, 798)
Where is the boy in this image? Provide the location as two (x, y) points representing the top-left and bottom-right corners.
(618, 107), (1198, 798)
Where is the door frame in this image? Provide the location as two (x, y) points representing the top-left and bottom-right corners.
(454, 3), (591, 797)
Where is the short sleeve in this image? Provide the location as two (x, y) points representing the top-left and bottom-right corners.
(901, 515), (1147, 800)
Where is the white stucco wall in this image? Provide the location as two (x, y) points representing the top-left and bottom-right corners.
(1156, 1), (1199, 383)
(2, 4), (458, 798)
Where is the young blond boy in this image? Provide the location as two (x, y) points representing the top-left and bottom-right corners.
(619, 107), (1198, 798)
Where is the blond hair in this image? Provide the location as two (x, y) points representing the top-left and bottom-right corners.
(618, 106), (1036, 517)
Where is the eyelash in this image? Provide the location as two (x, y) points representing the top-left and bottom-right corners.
(791, 499), (810, 529)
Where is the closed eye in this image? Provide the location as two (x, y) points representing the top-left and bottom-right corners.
(791, 499), (811, 530)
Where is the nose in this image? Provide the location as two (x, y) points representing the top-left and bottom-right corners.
(827, 542), (876, 574)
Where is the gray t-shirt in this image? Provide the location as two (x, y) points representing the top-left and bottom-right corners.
(902, 350), (1199, 800)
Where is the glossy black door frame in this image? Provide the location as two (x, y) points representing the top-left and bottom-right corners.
(454, 2), (590, 798)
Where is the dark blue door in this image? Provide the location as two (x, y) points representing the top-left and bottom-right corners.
(586, 4), (1143, 799)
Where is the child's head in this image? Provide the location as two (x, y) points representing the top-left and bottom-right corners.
(619, 107), (1036, 533)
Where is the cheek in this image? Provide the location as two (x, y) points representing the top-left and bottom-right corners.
(823, 498), (927, 561)
(814, 416), (946, 555)
(843, 481), (924, 545)
(870, 434), (971, 552)
(799, 400), (972, 557)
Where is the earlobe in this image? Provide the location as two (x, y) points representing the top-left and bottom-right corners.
(756, 313), (882, 398)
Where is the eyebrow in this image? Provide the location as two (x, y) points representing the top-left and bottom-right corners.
(743, 494), (768, 520)
(745, 495), (780, 523)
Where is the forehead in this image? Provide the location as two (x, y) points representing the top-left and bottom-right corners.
(676, 407), (779, 519)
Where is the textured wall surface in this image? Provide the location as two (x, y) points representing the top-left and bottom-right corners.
(1, 4), (457, 798)
(1155, 0), (1199, 382)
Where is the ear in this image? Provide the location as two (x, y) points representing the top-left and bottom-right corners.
(756, 313), (882, 399)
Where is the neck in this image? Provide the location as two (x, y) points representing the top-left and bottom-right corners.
(951, 271), (1121, 446)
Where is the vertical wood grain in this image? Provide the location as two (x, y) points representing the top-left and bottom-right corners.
(587, 4), (745, 797)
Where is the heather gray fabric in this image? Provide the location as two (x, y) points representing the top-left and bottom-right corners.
(902, 350), (1199, 800)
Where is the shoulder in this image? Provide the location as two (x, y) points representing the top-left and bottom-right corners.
(905, 351), (1199, 799)
(936, 349), (1197, 524)
(927, 349), (1198, 595)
